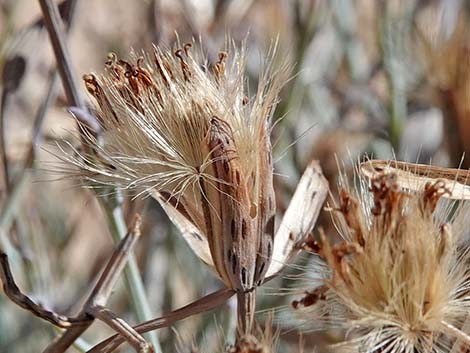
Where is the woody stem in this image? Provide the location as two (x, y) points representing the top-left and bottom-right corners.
(236, 290), (256, 338)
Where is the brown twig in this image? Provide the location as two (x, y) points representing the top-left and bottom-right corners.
(44, 327), (90, 353)
(0, 55), (26, 195)
(42, 215), (145, 353)
(0, 214), (143, 332)
(30, 0), (79, 151)
(86, 216), (143, 308)
(90, 306), (154, 353)
(37, 0), (160, 350)
(0, 0), (82, 316)
(38, 0), (84, 109)
(0, 251), (91, 327)
(87, 287), (235, 353)
(0, 3), (79, 284)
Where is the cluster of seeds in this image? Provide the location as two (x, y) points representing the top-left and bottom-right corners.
(292, 172), (470, 353)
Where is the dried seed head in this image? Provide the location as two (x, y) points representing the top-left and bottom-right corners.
(59, 42), (331, 337)
(225, 317), (278, 353)
(60, 42), (290, 295)
(293, 172), (470, 353)
(225, 336), (267, 353)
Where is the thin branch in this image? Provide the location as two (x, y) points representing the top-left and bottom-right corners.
(86, 215), (143, 308)
(0, 55), (27, 196)
(42, 215), (144, 353)
(0, 251), (91, 328)
(30, 0), (79, 157)
(0, 0), (78, 277)
(441, 320), (470, 347)
(38, 0), (84, 109)
(1, 214), (143, 334)
(25, 71), (60, 167)
(53, 327), (93, 353)
(37, 0), (161, 351)
(87, 287), (235, 353)
(97, 194), (162, 353)
(90, 306), (153, 353)
(44, 326), (90, 353)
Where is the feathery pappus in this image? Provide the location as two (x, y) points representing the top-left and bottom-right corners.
(292, 162), (470, 353)
(59, 41), (329, 335)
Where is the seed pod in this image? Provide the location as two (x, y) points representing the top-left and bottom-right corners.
(61, 42), (329, 336)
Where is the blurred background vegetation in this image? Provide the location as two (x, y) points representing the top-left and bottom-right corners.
(0, 0), (469, 352)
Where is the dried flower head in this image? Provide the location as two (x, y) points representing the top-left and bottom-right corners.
(225, 317), (278, 353)
(225, 335), (271, 353)
(292, 170), (470, 353)
(60, 42), (328, 334)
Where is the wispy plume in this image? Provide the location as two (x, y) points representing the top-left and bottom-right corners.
(292, 167), (470, 353)
(58, 41), (329, 336)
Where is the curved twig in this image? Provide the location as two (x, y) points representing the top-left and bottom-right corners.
(88, 287), (235, 353)
(0, 252), (92, 328)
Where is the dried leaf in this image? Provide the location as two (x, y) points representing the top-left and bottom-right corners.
(266, 161), (329, 277)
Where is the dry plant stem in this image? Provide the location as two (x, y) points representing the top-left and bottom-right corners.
(103, 200), (153, 318)
(53, 327), (93, 353)
(103, 199), (161, 352)
(0, 251), (90, 327)
(451, 316), (470, 352)
(0, 0), (76, 252)
(0, 54), (26, 196)
(0, 89), (11, 195)
(236, 291), (255, 337)
(86, 215), (142, 307)
(87, 287), (236, 353)
(38, 0), (84, 108)
(45, 327), (89, 353)
(0, 172), (30, 259)
(43, 216), (145, 353)
(28, 71), (60, 163)
(30, 0), (80, 157)
(0, 74), (59, 271)
(38, 0), (160, 350)
(90, 306), (153, 353)
(441, 320), (470, 346)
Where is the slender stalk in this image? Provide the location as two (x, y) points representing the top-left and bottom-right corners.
(0, 89), (11, 194)
(38, 0), (83, 108)
(103, 195), (161, 352)
(38, 0), (161, 351)
(0, 171), (31, 269)
(380, 3), (414, 151)
(88, 288), (235, 353)
(44, 327), (90, 353)
(43, 215), (151, 353)
(0, 0), (78, 313)
(53, 327), (92, 353)
(441, 320), (470, 346)
(90, 306), (152, 353)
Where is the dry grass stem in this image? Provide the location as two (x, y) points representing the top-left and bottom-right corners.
(41, 215), (147, 353)
(88, 288), (235, 353)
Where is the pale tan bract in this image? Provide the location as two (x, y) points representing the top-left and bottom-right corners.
(361, 159), (470, 200)
(60, 42), (329, 335)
